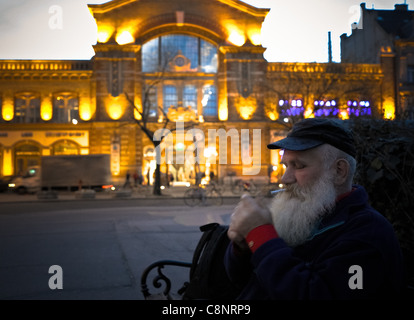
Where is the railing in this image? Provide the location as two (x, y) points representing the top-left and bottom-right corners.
(267, 62), (382, 75)
(0, 60), (92, 72)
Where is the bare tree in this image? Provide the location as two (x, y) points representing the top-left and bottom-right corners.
(125, 72), (197, 195)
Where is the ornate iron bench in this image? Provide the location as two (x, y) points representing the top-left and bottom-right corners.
(140, 260), (192, 300)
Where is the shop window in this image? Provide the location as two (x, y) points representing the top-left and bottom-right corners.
(14, 143), (41, 175)
(51, 140), (80, 155)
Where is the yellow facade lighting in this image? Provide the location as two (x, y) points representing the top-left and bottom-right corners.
(339, 109), (349, 120)
(116, 30), (135, 45)
(2, 149), (12, 176)
(247, 29), (262, 46)
(40, 97), (53, 121)
(227, 30), (246, 46)
(267, 111), (278, 121)
(79, 102), (92, 121)
(108, 103), (123, 120)
(1, 97), (13, 121)
(225, 23), (245, 46)
(303, 107), (314, 119)
(383, 100), (395, 120)
(104, 94), (128, 120)
(96, 24), (114, 43)
(218, 99), (228, 121)
(236, 96), (257, 120)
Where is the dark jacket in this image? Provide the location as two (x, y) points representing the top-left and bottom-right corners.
(224, 185), (405, 299)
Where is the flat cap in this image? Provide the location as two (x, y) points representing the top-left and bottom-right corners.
(267, 118), (356, 158)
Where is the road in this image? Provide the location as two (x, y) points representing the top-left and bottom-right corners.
(0, 197), (238, 300)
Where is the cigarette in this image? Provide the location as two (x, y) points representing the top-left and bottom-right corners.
(270, 189), (285, 195)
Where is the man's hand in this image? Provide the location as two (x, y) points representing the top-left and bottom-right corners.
(228, 194), (273, 250)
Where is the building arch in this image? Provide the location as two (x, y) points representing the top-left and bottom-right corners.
(12, 140), (42, 175)
(138, 21), (225, 45)
(50, 139), (81, 155)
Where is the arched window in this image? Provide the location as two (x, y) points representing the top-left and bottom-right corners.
(14, 143), (41, 175)
(142, 34), (218, 73)
(52, 92), (79, 123)
(142, 34), (218, 118)
(51, 140), (80, 155)
(14, 92), (40, 123)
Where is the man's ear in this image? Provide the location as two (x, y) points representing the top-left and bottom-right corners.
(333, 159), (349, 186)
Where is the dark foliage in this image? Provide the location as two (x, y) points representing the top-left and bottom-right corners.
(349, 118), (414, 287)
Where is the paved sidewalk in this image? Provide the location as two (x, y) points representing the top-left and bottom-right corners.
(0, 184), (244, 203)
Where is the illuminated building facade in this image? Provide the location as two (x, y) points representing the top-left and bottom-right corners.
(0, 0), (407, 184)
(341, 3), (414, 120)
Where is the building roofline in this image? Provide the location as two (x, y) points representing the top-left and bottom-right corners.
(89, 0), (269, 16)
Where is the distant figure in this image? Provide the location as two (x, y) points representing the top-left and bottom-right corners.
(209, 171), (215, 183)
(133, 171), (142, 186)
(123, 171), (131, 188)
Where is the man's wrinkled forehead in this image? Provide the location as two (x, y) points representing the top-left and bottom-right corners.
(280, 145), (325, 163)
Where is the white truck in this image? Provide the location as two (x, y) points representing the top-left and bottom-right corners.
(9, 154), (112, 194)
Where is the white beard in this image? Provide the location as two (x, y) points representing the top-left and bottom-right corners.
(269, 172), (337, 248)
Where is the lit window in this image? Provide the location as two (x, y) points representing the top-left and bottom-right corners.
(142, 86), (158, 117)
(163, 86), (177, 113)
(314, 99), (338, 117)
(142, 34), (218, 73)
(183, 85), (197, 113)
(202, 85), (217, 116)
(14, 93), (40, 123)
(52, 93), (79, 123)
(278, 98), (304, 118)
(347, 100), (372, 117)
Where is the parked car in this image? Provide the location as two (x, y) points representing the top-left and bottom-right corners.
(0, 176), (18, 193)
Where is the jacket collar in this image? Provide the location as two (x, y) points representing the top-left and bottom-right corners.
(308, 185), (368, 241)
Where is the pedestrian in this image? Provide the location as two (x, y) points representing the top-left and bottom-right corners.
(123, 171), (131, 188)
(133, 171), (140, 187)
(225, 118), (405, 299)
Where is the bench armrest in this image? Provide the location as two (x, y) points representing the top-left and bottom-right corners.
(141, 260), (192, 299)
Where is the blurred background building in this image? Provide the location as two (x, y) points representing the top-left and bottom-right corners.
(0, 0), (412, 185)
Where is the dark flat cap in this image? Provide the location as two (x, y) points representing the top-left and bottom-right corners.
(267, 118), (356, 158)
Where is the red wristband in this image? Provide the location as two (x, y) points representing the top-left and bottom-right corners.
(246, 224), (278, 253)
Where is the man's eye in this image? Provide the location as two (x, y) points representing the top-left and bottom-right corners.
(295, 163), (305, 169)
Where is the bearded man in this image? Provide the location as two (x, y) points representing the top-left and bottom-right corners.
(225, 118), (405, 299)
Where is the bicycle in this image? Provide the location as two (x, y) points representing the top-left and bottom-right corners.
(231, 178), (257, 196)
(184, 183), (223, 207)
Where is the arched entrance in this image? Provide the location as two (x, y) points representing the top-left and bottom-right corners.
(14, 142), (41, 175)
(51, 140), (80, 155)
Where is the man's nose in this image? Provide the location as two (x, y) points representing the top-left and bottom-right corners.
(281, 167), (296, 185)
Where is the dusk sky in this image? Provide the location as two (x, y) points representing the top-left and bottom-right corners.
(0, 0), (412, 62)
